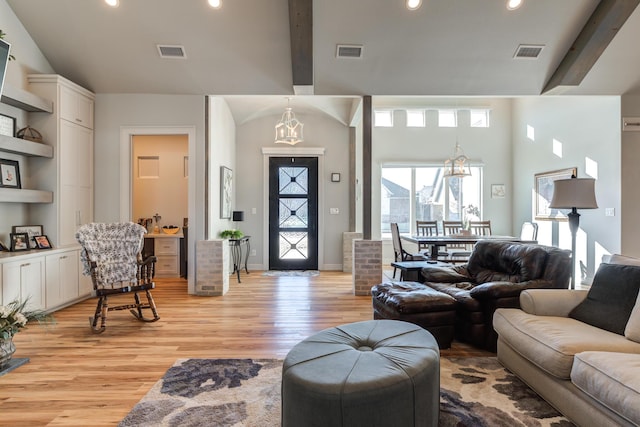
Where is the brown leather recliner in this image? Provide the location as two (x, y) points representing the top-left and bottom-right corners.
(421, 240), (572, 351)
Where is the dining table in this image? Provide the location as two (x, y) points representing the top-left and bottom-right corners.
(401, 234), (537, 260)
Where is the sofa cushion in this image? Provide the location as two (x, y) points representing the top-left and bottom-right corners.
(569, 263), (640, 335)
(493, 308), (640, 379)
(571, 351), (640, 425)
(466, 241), (548, 284)
(608, 254), (640, 267)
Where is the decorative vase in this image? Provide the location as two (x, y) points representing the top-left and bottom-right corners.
(0, 336), (16, 369)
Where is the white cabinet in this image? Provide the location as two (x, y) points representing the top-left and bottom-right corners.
(27, 74), (95, 248)
(153, 236), (180, 277)
(45, 250), (79, 309)
(2, 256), (45, 311)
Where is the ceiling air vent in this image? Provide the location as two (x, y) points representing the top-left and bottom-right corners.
(157, 45), (187, 59)
(514, 44), (544, 59)
(336, 44), (363, 59)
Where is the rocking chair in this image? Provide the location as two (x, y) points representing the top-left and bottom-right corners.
(76, 222), (160, 333)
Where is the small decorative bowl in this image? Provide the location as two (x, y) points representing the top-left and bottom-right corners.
(162, 227), (180, 235)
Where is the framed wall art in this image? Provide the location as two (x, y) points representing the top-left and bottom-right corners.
(491, 184), (505, 199)
(0, 113), (16, 137)
(220, 166), (233, 219)
(534, 167), (577, 220)
(12, 225), (43, 249)
(0, 158), (21, 188)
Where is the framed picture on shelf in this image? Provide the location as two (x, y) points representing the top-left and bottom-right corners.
(0, 158), (21, 188)
(0, 113), (16, 137)
(12, 225), (43, 249)
(34, 235), (53, 249)
(10, 232), (30, 252)
(534, 167), (577, 220)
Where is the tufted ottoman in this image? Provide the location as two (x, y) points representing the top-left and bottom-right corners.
(281, 319), (440, 427)
(371, 281), (457, 349)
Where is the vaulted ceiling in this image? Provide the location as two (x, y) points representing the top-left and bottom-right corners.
(7, 0), (640, 124)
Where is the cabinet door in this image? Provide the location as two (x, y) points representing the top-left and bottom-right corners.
(60, 85), (94, 129)
(45, 251), (79, 309)
(2, 258), (45, 311)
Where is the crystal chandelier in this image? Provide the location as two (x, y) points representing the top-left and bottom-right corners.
(443, 141), (471, 178)
(275, 99), (304, 145)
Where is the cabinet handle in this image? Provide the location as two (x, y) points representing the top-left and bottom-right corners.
(21, 263), (31, 267)
(76, 210), (81, 226)
(60, 256), (68, 260)
(76, 118), (83, 123)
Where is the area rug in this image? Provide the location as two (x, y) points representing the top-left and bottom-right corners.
(120, 357), (574, 427)
(262, 270), (319, 277)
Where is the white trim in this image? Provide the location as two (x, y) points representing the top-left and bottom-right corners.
(119, 125), (196, 293)
(262, 147), (326, 270)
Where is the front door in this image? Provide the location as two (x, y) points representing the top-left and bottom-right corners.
(268, 157), (318, 270)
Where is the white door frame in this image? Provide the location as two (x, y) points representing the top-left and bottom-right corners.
(120, 125), (196, 293)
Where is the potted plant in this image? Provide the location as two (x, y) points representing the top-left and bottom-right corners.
(0, 299), (53, 369)
(220, 229), (244, 239)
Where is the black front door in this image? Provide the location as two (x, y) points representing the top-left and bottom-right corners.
(268, 157), (318, 270)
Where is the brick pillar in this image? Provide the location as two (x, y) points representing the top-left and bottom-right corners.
(195, 239), (229, 296)
(352, 239), (382, 296)
(343, 232), (363, 273)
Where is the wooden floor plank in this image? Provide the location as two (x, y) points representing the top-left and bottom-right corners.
(0, 271), (491, 426)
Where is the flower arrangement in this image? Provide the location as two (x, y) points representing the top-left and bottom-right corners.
(0, 299), (52, 340)
(462, 204), (480, 230)
(220, 229), (243, 239)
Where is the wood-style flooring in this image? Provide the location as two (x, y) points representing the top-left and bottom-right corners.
(0, 271), (491, 426)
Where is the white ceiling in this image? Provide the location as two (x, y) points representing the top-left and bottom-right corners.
(7, 0), (640, 124)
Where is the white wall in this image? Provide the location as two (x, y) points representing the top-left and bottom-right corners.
(622, 95), (640, 257)
(208, 97), (236, 239)
(234, 111), (350, 270)
(512, 96), (621, 282)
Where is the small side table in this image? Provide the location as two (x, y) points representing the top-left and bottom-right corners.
(229, 236), (250, 282)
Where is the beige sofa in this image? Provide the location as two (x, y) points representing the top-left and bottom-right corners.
(493, 256), (640, 427)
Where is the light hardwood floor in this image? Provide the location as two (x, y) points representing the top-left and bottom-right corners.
(1, 271), (491, 426)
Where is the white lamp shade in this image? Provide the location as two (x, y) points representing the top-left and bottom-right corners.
(549, 178), (598, 209)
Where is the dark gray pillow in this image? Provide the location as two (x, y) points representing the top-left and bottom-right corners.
(569, 263), (640, 335)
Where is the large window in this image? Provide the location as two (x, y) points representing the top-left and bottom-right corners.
(381, 165), (482, 235)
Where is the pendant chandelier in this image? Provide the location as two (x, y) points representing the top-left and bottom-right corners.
(443, 141), (471, 178)
(274, 99), (304, 145)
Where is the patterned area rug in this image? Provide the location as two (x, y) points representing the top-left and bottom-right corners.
(120, 357), (574, 427)
(262, 270), (319, 277)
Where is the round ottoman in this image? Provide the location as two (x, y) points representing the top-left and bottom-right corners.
(282, 319), (440, 427)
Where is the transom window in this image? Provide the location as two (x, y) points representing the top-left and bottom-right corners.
(374, 110), (393, 127)
(406, 110), (426, 127)
(381, 165), (483, 235)
(438, 109), (457, 127)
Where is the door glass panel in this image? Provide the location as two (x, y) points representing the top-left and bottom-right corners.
(279, 232), (308, 259)
(279, 198), (308, 228)
(279, 167), (308, 194)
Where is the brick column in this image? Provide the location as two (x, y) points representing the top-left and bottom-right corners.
(352, 239), (382, 295)
(343, 232), (363, 273)
(195, 239), (229, 296)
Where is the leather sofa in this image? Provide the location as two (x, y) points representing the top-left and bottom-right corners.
(420, 240), (572, 351)
(493, 255), (640, 426)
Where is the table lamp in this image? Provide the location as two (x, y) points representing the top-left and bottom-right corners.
(549, 175), (598, 289)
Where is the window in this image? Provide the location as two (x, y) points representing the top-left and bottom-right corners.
(438, 109), (457, 127)
(381, 165), (483, 236)
(470, 109), (490, 127)
(374, 110), (393, 127)
(406, 110), (425, 127)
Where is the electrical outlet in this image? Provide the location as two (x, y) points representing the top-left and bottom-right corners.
(330, 208), (339, 215)
(251, 207), (257, 214)
(250, 249), (256, 256)
(605, 208), (615, 217)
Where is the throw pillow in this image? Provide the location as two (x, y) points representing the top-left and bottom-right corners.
(569, 263), (640, 335)
(625, 292), (640, 342)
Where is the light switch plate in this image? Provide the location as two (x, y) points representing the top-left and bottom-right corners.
(330, 208), (339, 215)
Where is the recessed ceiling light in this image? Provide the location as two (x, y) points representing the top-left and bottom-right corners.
(105, 0), (119, 7)
(208, 0), (222, 8)
(406, 0), (422, 11)
(507, 0), (522, 10)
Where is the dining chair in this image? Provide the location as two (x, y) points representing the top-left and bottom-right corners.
(390, 222), (427, 279)
(442, 220), (472, 263)
(520, 221), (539, 241)
(469, 220), (492, 236)
(416, 220), (439, 254)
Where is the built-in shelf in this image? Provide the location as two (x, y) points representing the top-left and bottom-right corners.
(0, 134), (53, 158)
(0, 188), (53, 203)
(0, 83), (53, 113)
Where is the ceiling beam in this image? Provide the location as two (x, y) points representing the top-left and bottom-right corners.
(543, 0), (640, 94)
(288, 0), (313, 94)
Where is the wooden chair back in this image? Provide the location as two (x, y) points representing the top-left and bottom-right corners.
(442, 221), (464, 235)
(469, 220), (492, 236)
(520, 222), (539, 241)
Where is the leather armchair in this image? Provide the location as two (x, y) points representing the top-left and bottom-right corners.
(421, 240), (572, 351)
